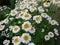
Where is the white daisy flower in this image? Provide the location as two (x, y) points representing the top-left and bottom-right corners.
(50, 20), (59, 25)
(12, 25), (20, 33)
(29, 27), (36, 34)
(21, 33), (31, 44)
(33, 15), (42, 24)
(21, 9), (28, 13)
(47, 16), (52, 22)
(53, 0), (60, 4)
(28, 42), (35, 45)
(44, 35), (50, 41)
(41, 29), (45, 32)
(0, 25), (5, 31)
(31, 0), (37, 4)
(43, 2), (50, 7)
(38, 6), (44, 13)
(54, 28), (59, 36)
(41, 13), (48, 18)
(22, 21), (32, 32)
(48, 32), (54, 38)
(3, 39), (10, 45)
(10, 10), (18, 16)
(23, 0), (29, 3)
(22, 13), (32, 20)
(18, 13), (23, 18)
(20, 4), (25, 10)
(12, 36), (21, 45)
(29, 5), (37, 12)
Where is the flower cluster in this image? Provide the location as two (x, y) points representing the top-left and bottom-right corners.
(0, 0), (59, 45)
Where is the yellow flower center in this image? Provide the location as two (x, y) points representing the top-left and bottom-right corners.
(14, 38), (19, 43)
(55, 0), (58, 2)
(43, 13), (46, 16)
(24, 23), (29, 29)
(31, 27), (34, 31)
(12, 11), (16, 14)
(36, 16), (40, 21)
(45, 2), (48, 5)
(23, 35), (29, 40)
(31, 6), (35, 9)
(24, 0), (28, 2)
(25, 14), (29, 17)
(0, 26), (3, 29)
(19, 14), (23, 16)
(14, 27), (18, 31)
(34, 0), (36, 2)
(22, 10), (26, 12)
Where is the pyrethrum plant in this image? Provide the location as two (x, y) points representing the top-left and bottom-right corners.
(0, 0), (60, 45)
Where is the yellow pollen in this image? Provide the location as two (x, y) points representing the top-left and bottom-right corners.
(14, 38), (19, 43)
(12, 11), (16, 14)
(25, 14), (29, 17)
(31, 27), (34, 30)
(55, 0), (58, 2)
(36, 16), (40, 21)
(24, 23), (29, 28)
(23, 35), (29, 40)
(14, 27), (18, 31)
(45, 2), (48, 5)
(44, 13), (46, 16)
(0, 26), (3, 29)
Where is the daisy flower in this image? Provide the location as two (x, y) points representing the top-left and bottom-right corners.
(10, 10), (18, 16)
(22, 21), (32, 32)
(33, 15), (42, 24)
(12, 25), (20, 33)
(21, 9), (28, 13)
(53, 0), (60, 4)
(22, 13), (32, 20)
(54, 28), (59, 36)
(29, 5), (37, 12)
(38, 6), (44, 13)
(28, 42), (35, 45)
(23, 0), (29, 3)
(20, 4), (25, 10)
(21, 33), (31, 44)
(18, 13), (23, 18)
(29, 27), (36, 34)
(12, 36), (21, 45)
(44, 35), (50, 41)
(43, 2), (50, 7)
(50, 20), (59, 25)
(41, 13), (48, 18)
(0, 25), (5, 31)
(48, 32), (54, 38)
(3, 39), (10, 45)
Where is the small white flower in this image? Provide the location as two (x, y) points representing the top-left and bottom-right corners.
(48, 32), (54, 38)
(12, 36), (21, 45)
(22, 13), (32, 20)
(17, 13), (23, 18)
(22, 21), (32, 32)
(12, 25), (20, 33)
(23, 0), (29, 3)
(47, 16), (52, 22)
(20, 4), (25, 10)
(54, 28), (59, 36)
(21, 9), (28, 13)
(44, 35), (50, 41)
(21, 33), (31, 44)
(38, 6), (44, 13)
(28, 42), (35, 45)
(3, 39), (10, 45)
(29, 5), (37, 12)
(43, 2), (50, 7)
(29, 27), (36, 34)
(10, 10), (18, 16)
(41, 13), (48, 18)
(0, 25), (5, 31)
(53, 0), (60, 4)
(50, 20), (59, 25)
(41, 29), (45, 32)
(33, 15), (42, 24)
